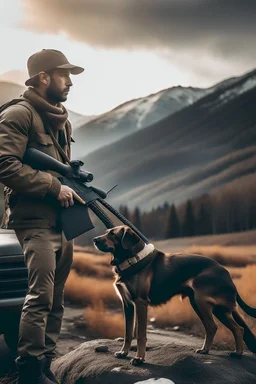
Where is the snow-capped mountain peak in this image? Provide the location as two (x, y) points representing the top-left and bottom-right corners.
(72, 68), (256, 158)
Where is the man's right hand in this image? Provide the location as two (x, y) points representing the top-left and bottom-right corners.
(57, 185), (86, 208)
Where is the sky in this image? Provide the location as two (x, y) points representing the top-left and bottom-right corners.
(1, 0), (255, 115)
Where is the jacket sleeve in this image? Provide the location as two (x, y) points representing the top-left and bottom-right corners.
(0, 104), (61, 199)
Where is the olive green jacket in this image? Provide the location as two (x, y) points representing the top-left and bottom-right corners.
(0, 100), (72, 229)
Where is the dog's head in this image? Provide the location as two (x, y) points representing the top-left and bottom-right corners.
(93, 225), (144, 266)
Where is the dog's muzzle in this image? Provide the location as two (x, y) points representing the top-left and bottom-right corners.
(93, 237), (113, 253)
(93, 237), (101, 245)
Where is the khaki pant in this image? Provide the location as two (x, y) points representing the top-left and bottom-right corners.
(15, 228), (73, 359)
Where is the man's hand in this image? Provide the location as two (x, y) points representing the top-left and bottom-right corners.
(57, 185), (86, 208)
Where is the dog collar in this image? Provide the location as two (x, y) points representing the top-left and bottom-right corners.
(117, 243), (155, 272)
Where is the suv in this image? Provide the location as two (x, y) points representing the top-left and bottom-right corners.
(0, 229), (27, 350)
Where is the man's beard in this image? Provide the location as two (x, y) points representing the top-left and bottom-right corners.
(46, 86), (67, 103)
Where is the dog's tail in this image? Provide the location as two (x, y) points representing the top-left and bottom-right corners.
(232, 310), (256, 353)
(236, 292), (256, 318)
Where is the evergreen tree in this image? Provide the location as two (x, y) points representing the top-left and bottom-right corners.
(249, 200), (256, 229)
(132, 206), (143, 232)
(119, 204), (124, 215)
(196, 203), (212, 235)
(163, 201), (169, 211)
(120, 205), (130, 221)
(165, 204), (180, 239)
(124, 206), (130, 220)
(182, 200), (196, 237)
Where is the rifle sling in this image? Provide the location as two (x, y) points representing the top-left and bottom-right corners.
(44, 123), (71, 165)
(37, 111), (71, 165)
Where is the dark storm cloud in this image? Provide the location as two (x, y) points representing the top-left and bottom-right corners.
(22, 0), (256, 61)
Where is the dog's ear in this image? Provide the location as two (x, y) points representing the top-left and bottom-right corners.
(120, 226), (140, 249)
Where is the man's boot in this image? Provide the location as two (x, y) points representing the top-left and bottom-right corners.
(44, 357), (59, 384)
(15, 356), (56, 384)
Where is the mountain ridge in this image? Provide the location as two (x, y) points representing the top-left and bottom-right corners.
(72, 68), (256, 157)
(79, 70), (256, 210)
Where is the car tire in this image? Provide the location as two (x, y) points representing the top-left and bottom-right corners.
(0, 335), (17, 377)
(4, 330), (18, 352)
(3, 312), (20, 352)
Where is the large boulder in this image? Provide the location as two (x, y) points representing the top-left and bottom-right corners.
(52, 338), (256, 384)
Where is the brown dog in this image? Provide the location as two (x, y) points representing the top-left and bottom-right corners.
(93, 225), (256, 365)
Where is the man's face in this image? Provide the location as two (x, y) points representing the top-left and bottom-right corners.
(46, 69), (73, 103)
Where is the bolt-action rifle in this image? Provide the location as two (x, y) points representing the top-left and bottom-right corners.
(23, 148), (148, 243)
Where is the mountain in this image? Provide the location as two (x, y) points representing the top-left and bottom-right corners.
(80, 68), (256, 211)
(0, 80), (92, 129)
(0, 81), (25, 106)
(67, 110), (94, 130)
(0, 70), (28, 85)
(73, 87), (207, 157)
(72, 73), (244, 158)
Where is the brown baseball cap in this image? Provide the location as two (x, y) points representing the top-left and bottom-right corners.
(25, 49), (84, 86)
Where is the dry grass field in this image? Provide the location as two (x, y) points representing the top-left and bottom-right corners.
(65, 232), (256, 350)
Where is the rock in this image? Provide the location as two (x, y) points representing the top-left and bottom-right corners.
(95, 345), (109, 353)
(134, 380), (175, 384)
(52, 338), (256, 384)
(111, 366), (130, 372)
(115, 337), (124, 342)
(78, 336), (87, 340)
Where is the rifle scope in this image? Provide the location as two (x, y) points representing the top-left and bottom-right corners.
(23, 148), (93, 182)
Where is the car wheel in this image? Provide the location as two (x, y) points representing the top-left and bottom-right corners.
(3, 313), (20, 352)
(0, 335), (17, 377)
(4, 331), (18, 352)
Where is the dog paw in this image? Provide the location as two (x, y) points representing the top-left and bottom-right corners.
(114, 351), (128, 359)
(229, 352), (242, 359)
(130, 357), (144, 366)
(196, 349), (209, 355)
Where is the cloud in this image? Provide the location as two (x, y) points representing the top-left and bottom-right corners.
(21, 0), (256, 64)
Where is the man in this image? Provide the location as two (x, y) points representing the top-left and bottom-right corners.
(0, 49), (85, 384)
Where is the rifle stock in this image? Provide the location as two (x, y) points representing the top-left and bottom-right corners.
(23, 148), (105, 240)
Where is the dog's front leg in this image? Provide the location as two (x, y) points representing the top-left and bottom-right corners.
(130, 298), (148, 366)
(115, 300), (135, 359)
